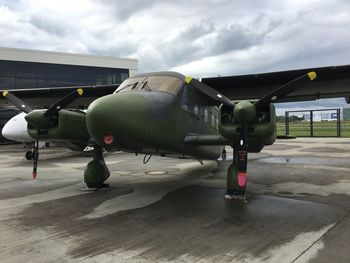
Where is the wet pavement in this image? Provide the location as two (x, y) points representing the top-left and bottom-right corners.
(0, 138), (350, 262)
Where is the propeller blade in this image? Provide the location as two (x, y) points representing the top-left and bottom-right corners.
(44, 88), (84, 116)
(185, 77), (235, 107)
(254, 71), (317, 108)
(32, 131), (40, 179)
(2, 90), (32, 113)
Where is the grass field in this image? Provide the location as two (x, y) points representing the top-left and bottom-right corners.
(277, 120), (350, 137)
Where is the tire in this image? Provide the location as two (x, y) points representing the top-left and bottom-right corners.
(25, 151), (33, 160)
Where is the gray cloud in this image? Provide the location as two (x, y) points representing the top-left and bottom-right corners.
(97, 0), (161, 21)
(0, 0), (349, 77)
(29, 17), (69, 37)
(0, 0), (349, 110)
(208, 24), (264, 55)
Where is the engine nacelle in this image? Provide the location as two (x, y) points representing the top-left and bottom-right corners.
(219, 103), (276, 152)
(28, 109), (90, 143)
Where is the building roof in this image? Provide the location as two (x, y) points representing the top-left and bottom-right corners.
(0, 47), (138, 71)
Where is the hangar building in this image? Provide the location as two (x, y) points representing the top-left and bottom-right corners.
(0, 47), (138, 143)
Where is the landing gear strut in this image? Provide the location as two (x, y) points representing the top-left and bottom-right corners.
(83, 145), (110, 190)
(225, 146), (248, 201)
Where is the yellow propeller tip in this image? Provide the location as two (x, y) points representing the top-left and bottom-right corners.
(77, 88), (84, 96)
(185, 76), (192, 84)
(307, 71), (317, 81)
(2, 90), (8, 97)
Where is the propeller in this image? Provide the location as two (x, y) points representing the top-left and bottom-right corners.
(254, 72), (317, 108)
(2, 90), (32, 113)
(2, 88), (85, 179)
(185, 76), (235, 107)
(44, 88), (84, 116)
(231, 71), (317, 189)
(185, 71), (316, 112)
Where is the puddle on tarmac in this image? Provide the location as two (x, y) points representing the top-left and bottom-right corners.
(257, 157), (350, 167)
(146, 170), (168, 175)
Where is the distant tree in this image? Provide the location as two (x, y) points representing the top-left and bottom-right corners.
(276, 115), (285, 122)
(289, 115), (303, 122)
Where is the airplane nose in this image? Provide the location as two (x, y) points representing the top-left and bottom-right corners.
(1, 121), (11, 139)
(86, 93), (150, 145)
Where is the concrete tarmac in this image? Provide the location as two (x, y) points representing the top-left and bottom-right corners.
(0, 138), (350, 262)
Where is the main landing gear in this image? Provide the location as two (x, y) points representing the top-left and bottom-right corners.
(225, 146), (248, 202)
(83, 145), (110, 191)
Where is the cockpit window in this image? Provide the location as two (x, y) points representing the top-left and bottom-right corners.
(115, 75), (183, 96)
(115, 77), (145, 93)
(143, 76), (183, 95)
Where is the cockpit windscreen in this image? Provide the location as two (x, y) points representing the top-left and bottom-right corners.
(115, 75), (183, 96)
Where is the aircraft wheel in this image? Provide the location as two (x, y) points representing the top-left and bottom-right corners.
(25, 151), (33, 160)
(84, 160), (110, 188)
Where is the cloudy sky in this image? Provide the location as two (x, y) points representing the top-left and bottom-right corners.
(0, 0), (349, 113)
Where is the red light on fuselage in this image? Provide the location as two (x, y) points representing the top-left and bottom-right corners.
(104, 135), (114, 145)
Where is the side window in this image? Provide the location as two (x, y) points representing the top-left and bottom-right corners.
(180, 85), (190, 111)
(179, 84), (206, 119)
(180, 84), (198, 115)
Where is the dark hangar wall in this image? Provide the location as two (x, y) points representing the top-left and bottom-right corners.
(0, 60), (129, 144)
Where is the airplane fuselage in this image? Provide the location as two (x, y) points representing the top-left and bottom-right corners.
(85, 72), (224, 159)
(86, 91), (223, 160)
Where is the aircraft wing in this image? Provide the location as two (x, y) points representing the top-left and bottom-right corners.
(201, 65), (350, 103)
(0, 84), (119, 109)
(2, 64), (350, 109)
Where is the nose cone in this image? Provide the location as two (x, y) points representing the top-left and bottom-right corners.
(86, 93), (150, 145)
(234, 101), (256, 123)
(2, 112), (33, 142)
(24, 110), (49, 129)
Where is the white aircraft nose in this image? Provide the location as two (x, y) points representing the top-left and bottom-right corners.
(1, 122), (11, 139)
(1, 112), (33, 142)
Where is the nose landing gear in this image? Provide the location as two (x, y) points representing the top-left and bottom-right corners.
(83, 145), (110, 190)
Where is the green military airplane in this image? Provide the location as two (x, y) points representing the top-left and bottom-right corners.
(2, 65), (350, 200)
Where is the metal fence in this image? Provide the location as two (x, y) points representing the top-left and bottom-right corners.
(277, 108), (350, 137)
